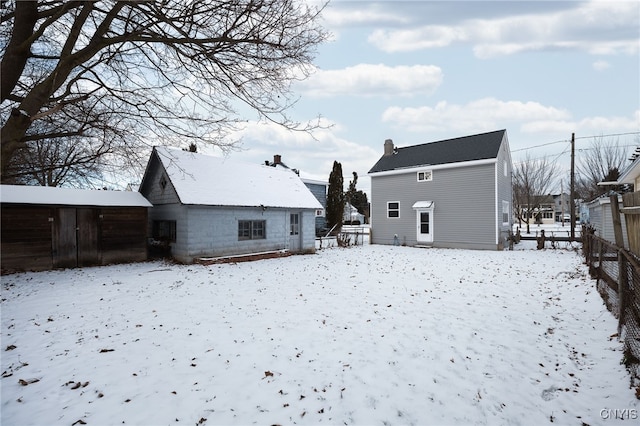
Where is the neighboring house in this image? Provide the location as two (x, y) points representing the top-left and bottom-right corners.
(368, 129), (513, 250)
(603, 150), (640, 255)
(343, 202), (365, 224)
(0, 185), (151, 272)
(264, 154), (327, 234)
(520, 194), (555, 225)
(139, 147), (323, 263)
(552, 193), (572, 222)
(585, 193), (629, 249)
(616, 149), (640, 191)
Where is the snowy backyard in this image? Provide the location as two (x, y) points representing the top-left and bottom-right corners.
(2, 240), (639, 425)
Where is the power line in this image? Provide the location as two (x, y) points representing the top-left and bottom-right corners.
(511, 131), (640, 153)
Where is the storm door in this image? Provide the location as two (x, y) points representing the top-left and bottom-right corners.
(413, 201), (434, 243)
(290, 212), (301, 251)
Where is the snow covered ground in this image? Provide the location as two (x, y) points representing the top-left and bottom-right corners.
(2, 241), (638, 425)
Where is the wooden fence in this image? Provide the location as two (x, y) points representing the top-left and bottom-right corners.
(622, 191), (640, 257)
(583, 229), (640, 377)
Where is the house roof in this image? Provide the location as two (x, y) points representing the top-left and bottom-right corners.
(0, 184), (152, 207)
(146, 147), (322, 209)
(616, 152), (640, 185)
(368, 129), (506, 174)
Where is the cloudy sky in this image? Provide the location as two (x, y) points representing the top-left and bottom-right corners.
(229, 0), (639, 195)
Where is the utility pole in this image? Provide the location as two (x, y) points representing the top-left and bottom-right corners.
(570, 132), (576, 241)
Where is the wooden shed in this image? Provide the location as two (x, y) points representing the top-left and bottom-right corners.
(1, 185), (152, 273)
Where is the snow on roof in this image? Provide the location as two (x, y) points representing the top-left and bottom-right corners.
(0, 185), (152, 207)
(154, 147), (323, 209)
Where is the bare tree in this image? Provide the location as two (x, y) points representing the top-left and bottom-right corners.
(513, 154), (560, 234)
(1, 1), (328, 183)
(575, 136), (633, 200)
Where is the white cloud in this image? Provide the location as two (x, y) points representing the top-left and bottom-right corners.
(368, 26), (467, 51)
(297, 64), (443, 98)
(381, 98), (572, 133)
(381, 99), (639, 152)
(322, 6), (409, 28)
(592, 60), (611, 71)
(367, 1), (639, 58)
(228, 119), (380, 186)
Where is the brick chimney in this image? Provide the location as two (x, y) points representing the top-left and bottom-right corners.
(274, 154), (282, 165)
(384, 139), (394, 156)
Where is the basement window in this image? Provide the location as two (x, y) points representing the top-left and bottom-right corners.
(238, 220), (266, 240)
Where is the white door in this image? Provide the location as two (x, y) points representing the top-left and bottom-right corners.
(289, 213), (301, 251)
(416, 209), (434, 243)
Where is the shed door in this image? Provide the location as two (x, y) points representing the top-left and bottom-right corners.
(290, 212), (301, 251)
(54, 208), (77, 268)
(77, 208), (99, 266)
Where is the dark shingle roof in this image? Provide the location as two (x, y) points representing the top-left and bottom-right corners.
(368, 129), (506, 174)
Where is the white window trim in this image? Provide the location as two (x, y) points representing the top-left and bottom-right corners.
(502, 200), (510, 225)
(387, 201), (400, 219)
(417, 170), (433, 182)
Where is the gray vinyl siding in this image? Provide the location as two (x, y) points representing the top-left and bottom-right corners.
(495, 135), (513, 248)
(371, 162), (499, 249)
(304, 182), (327, 233)
(587, 198), (629, 248)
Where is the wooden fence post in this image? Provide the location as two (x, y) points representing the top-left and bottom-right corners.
(610, 195), (625, 249)
(597, 239), (604, 286)
(617, 250), (627, 335)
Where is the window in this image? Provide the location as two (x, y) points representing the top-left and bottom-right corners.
(502, 201), (510, 224)
(238, 220), (266, 240)
(417, 170), (433, 182)
(387, 202), (400, 218)
(153, 220), (176, 242)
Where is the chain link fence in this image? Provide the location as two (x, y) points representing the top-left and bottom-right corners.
(583, 227), (640, 381)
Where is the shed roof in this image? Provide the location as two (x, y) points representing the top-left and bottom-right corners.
(145, 147), (322, 209)
(368, 129), (506, 174)
(0, 185), (152, 207)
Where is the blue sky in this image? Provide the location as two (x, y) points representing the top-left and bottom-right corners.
(227, 0), (639, 195)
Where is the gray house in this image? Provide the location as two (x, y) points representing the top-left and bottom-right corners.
(368, 129), (513, 250)
(139, 147), (322, 263)
(264, 154), (327, 234)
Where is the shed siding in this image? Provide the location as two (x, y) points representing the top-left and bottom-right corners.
(1, 206), (53, 272)
(371, 162), (498, 249)
(100, 208), (148, 264)
(1, 204), (148, 273)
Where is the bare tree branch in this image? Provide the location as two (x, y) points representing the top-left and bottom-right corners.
(1, 0), (329, 184)
(513, 154), (560, 234)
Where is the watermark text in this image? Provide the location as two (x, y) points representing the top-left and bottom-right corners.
(600, 408), (638, 420)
